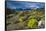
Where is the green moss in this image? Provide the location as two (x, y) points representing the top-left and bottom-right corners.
(27, 18), (38, 28)
(19, 16), (24, 22)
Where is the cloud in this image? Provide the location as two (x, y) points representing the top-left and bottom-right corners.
(6, 1), (45, 9)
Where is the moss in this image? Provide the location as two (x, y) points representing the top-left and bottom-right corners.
(19, 16), (24, 22)
(27, 18), (38, 28)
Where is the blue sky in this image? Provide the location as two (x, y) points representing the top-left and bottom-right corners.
(6, 1), (45, 9)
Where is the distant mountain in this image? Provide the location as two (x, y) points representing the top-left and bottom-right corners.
(15, 8), (32, 10)
(7, 7), (44, 11)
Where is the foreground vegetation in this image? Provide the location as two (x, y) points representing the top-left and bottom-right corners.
(6, 8), (45, 30)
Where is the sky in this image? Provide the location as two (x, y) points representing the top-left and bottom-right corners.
(6, 1), (45, 9)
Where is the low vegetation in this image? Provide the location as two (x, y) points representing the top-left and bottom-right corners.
(6, 8), (45, 30)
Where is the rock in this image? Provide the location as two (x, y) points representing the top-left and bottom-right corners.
(38, 20), (45, 28)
